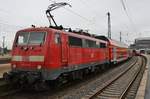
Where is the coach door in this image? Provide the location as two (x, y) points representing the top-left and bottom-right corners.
(61, 34), (68, 66)
(113, 47), (117, 62)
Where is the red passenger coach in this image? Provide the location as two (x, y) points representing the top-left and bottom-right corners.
(95, 36), (129, 64)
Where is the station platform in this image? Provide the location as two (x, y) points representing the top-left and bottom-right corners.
(144, 55), (150, 99)
(0, 64), (11, 78)
(135, 55), (149, 99)
(0, 55), (11, 59)
(0, 55), (11, 64)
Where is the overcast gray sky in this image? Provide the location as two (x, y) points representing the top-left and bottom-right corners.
(0, 0), (150, 48)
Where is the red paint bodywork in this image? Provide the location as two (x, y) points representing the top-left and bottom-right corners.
(10, 27), (130, 81)
(107, 39), (129, 62)
(11, 28), (109, 71)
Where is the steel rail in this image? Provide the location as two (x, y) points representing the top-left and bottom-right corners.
(60, 57), (138, 99)
(120, 56), (146, 99)
(0, 77), (21, 97)
(88, 57), (139, 99)
(119, 57), (144, 99)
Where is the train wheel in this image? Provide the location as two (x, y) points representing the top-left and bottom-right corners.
(72, 70), (83, 80)
(33, 81), (49, 91)
(83, 69), (90, 77)
(101, 64), (106, 70)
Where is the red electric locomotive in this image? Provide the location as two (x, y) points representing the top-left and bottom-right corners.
(4, 27), (111, 89)
(3, 27), (131, 89)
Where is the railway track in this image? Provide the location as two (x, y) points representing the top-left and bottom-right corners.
(0, 78), (21, 97)
(84, 56), (145, 99)
(60, 56), (146, 99)
(1, 56), (146, 99)
(0, 58), (11, 64)
(124, 56), (147, 99)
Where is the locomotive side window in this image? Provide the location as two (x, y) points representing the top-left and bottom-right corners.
(100, 43), (106, 48)
(85, 39), (96, 48)
(69, 36), (82, 47)
(96, 42), (99, 48)
(55, 33), (61, 44)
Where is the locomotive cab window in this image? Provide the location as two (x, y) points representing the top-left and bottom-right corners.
(28, 32), (46, 45)
(69, 36), (82, 47)
(17, 32), (28, 45)
(55, 33), (61, 44)
(17, 32), (46, 45)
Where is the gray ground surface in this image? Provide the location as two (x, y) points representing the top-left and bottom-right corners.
(144, 55), (150, 99)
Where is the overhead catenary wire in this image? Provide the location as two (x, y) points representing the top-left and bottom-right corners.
(0, 8), (10, 14)
(79, 0), (134, 39)
(75, 0), (129, 38)
(79, 0), (98, 16)
(77, 0), (108, 27)
(61, 7), (106, 34)
(49, 0), (95, 25)
(62, 7), (93, 23)
(120, 0), (137, 32)
(79, 0), (105, 20)
(49, 0), (112, 35)
(0, 22), (24, 29)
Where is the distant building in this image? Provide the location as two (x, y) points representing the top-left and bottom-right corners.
(130, 37), (150, 54)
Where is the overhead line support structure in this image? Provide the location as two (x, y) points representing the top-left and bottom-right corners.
(107, 12), (111, 39)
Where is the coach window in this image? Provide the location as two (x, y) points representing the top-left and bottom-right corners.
(55, 33), (61, 44)
(69, 36), (82, 47)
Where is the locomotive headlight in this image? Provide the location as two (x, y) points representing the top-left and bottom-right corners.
(37, 65), (42, 70)
(12, 64), (16, 68)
